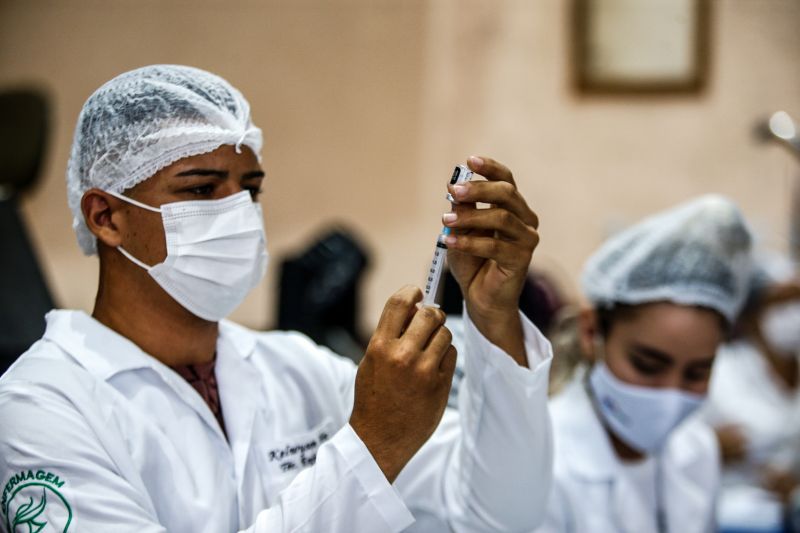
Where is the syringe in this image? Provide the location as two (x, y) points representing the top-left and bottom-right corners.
(421, 164), (475, 308)
(422, 229), (450, 308)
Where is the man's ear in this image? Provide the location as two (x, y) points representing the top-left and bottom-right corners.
(81, 188), (124, 248)
(577, 305), (600, 363)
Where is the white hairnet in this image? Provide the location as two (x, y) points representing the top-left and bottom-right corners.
(67, 64), (263, 255)
(582, 195), (754, 324)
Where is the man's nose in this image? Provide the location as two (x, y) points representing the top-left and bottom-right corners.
(217, 180), (245, 198)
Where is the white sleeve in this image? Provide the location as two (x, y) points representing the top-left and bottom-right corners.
(236, 335), (414, 532)
(0, 386), (167, 533)
(241, 424), (414, 532)
(394, 308), (554, 532)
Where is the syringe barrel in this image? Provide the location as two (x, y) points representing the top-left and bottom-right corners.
(422, 238), (447, 307)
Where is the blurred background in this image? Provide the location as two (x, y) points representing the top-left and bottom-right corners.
(1, 0), (798, 354)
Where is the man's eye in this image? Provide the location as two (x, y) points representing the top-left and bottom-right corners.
(245, 187), (263, 200)
(186, 184), (215, 196)
(629, 354), (664, 376)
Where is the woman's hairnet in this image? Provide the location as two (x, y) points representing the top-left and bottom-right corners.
(67, 64), (263, 255)
(581, 195), (754, 324)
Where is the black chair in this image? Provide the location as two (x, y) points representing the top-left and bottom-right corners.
(0, 88), (54, 375)
(277, 228), (370, 362)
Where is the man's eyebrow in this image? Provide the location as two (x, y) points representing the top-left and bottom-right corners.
(630, 343), (674, 365)
(175, 169), (229, 179)
(687, 356), (715, 368)
(241, 170), (265, 180)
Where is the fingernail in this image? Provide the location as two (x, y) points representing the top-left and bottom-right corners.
(468, 155), (484, 168)
(442, 213), (457, 225)
(444, 235), (457, 246)
(453, 185), (466, 199)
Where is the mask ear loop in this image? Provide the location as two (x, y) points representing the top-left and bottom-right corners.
(117, 246), (153, 271)
(104, 189), (162, 213)
(103, 189), (160, 270)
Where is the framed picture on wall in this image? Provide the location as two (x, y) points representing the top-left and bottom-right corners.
(572, 0), (710, 94)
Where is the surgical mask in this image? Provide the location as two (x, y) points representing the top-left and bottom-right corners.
(588, 361), (705, 454)
(107, 190), (268, 322)
(760, 300), (800, 358)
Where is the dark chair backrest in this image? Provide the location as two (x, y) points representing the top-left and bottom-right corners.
(0, 200), (55, 374)
(0, 89), (49, 195)
(0, 87), (53, 375)
(277, 228), (370, 361)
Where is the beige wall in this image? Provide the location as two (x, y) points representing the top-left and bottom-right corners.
(1, 0), (798, 333)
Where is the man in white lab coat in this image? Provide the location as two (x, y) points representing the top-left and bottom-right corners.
(0, 66), (552, 532)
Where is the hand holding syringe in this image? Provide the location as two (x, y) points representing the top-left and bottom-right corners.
(421, 165), (474, 307)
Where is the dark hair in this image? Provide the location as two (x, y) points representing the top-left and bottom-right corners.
(595, 304), (639, 338)
(549, 300), (728, 395)
(596, 301), (729, 339)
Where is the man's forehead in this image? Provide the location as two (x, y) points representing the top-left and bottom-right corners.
(165, 145), (261, 174)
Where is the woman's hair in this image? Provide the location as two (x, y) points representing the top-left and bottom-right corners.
(547, 305), (588, 395)
(547, 302), (726, 395)
(548, 304), (637, 395)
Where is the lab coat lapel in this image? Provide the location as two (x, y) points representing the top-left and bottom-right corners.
(559, 379), (656, 533)
(149, 357), (231, 445)
(559, 379), (617, 481)
(215, 321), (262, 511)
(611, 475), (657, 533)
(661, 438), (713, 533)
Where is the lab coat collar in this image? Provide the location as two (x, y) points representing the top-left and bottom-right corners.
(43, 310), (158, 379)
(42, 309), (258, 446)
(553, 374), (620, 482)
(555, 375), (712, 533)
(554, 369), (708, 482)
(558, 381), (659, 532)
(42, 310), (257, 380)
(218, 319), (257, 360)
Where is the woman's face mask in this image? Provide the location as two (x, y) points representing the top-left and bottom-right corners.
(585, 303), (723, 454)
(759, 300), (800, 359)
(588, 360), (705, 454)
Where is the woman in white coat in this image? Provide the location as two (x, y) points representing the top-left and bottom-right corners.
(703, 256), (800, 532)
(0, 65), (553, 532)
(538, 196), (754, 533)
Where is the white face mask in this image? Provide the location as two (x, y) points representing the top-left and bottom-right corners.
(107, 190), (268, 322)
(588, 361), (705, 454)
(760, 300), (800, 359)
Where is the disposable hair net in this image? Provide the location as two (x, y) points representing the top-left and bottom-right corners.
(67, 64), (263, 255)
(582, 195), (754, 324)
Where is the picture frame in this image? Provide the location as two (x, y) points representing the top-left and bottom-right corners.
(572, 0), (711, 94)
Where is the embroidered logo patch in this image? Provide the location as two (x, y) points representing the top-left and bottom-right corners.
(2, 470), (72, 532)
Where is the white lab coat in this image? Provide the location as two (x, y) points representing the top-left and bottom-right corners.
(702, 340), (800, 530)
(536, 372), (719, 533)
(0, 309), (552, 533)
